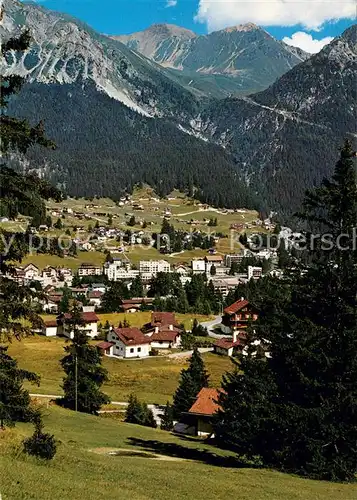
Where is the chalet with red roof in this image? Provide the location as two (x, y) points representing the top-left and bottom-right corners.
(142, 311), (182, 348)
(57, 310), (100, 339)
(88, 290), (103, 308)
(120, 298), (153, 313)
(185, 388), (222, 437)
(221, 297), (258, 334)
(213, 335), (247, 357)
(40, 309), (99, 338)
(99, 327), (151, 358)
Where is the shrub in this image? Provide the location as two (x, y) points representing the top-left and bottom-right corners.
(23, 420), (57, 460)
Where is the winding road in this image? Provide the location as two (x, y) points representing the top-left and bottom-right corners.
(198, 315), (227, 339)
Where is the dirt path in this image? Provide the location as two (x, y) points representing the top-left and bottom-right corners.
(90, 447), (185, 462)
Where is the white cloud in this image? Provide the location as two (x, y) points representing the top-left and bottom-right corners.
(195, 0), (356, 32)
(166, 0), (177, 7)
(283, 31), (334, 53)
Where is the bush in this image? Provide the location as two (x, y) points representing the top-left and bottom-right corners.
(23, 420), (57, 460)
(149, 348), (159, 356)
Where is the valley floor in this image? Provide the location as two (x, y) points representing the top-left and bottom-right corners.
(1, 406), (355, 500)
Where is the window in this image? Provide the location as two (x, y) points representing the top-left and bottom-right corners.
(137, 347), (141, 352)
(130, 348), (134, 353)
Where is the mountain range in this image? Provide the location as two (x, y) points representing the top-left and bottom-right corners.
(113, 23), (309, 98)
(1, 0), (356, 217)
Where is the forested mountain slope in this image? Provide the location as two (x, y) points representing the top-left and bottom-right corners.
(7, 81), (258, 209)
(193, 25), (357, 213)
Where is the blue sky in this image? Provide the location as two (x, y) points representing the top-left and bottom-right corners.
(32, 1), (356, 52)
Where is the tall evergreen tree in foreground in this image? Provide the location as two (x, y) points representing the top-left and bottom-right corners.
(0, 346), (40, 429)
(0, 30), (61, 342)
(61, 303), (110, 414)
(215, 141), (357, 481)
(173, 347), (209, 418)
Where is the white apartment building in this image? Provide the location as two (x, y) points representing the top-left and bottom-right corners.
(139, 260), (171, 278)
(191, 259), (206, 273)
(248, 266), (263, 280)
(78, 263), (102, 276)
(104, 260), (140, 281)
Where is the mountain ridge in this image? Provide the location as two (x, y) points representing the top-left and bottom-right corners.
(113, 22), (310, 97)
(193, 24), (357, 213)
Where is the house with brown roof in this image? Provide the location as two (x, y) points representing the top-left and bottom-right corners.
(57, 311), (100, 339)
(41, 319), (59, 337)
(186, 388), (222, 437)
(221, 298), (258, 334)
(99, 327), (151, 358)
(142, 312), (182, 348)
(120, 298), (153, 313)
(213, 334), (247, 357)
(88, 290), (103, 308)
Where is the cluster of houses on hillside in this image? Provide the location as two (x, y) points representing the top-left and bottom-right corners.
(10, 251), (269, 316)
(41, 292), (262, 361)
(41, 309), (183, 358)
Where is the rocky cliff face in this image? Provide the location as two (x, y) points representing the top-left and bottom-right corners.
(0, 0), (200, 118)
(114, 23), (310, 96)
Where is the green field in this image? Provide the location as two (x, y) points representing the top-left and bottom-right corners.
(1, 405), (355, 500)
(7, 335), (230, 404)
(19, 251), (106, 270)
(94, 312), (215, 330)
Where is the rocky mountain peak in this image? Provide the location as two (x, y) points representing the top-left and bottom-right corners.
(223, 23), (260, 33)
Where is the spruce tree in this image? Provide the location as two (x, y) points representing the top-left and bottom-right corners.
(23, 413), (57, 460)
(61, 303), (110, 414)
(172, 347), (209, 418)
(215, 141), (357, 481)
(160, 401), (174, 431)
(130, 276), (144, 297)
(0, 346), (40, 428)
(0, 31), (61, 342)
(125, 394), (145, 424)
(142, 404), (157, 429)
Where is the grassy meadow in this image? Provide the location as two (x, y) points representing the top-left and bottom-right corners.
(6, 335), (230, 403)
(1, 405), (355, 500)
(21, 188), (260, 268)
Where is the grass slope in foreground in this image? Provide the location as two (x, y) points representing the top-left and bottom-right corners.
(1, 405), (356, 500)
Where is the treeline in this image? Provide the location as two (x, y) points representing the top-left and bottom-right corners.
(100, 273), (222, 315)
(157, 219), (215, 253)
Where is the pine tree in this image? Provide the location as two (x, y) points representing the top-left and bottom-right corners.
(125, 394), (145, 424)
(59, 284), (72, 313)
(215, 141), (357, 481)
(54, 217), (63, 230)
(23, 412), (57, 460)
(130, 276), (144, 297)
(142, 404), (157, 429)
(0, 346), (40, 428)
(172, 347), (209, 418)
(60, 303), (110, 414)
(160, 401), (174, 431)
(0, 32), (61, 342)
(128, 215), (136, 227)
